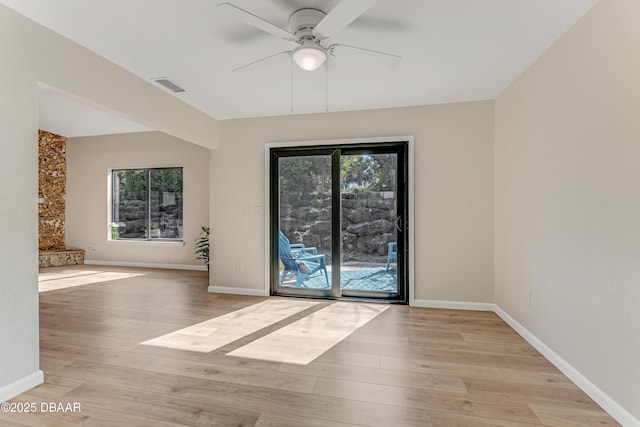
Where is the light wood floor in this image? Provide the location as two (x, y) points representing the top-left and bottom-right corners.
(1, 265), (619, 426)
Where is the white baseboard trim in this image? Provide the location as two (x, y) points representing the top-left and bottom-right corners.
(412, 299), (495, 311)
(84, 260), (207, 271)
(494, 305), (639, 427)
(208, 286), (268, 297)
(0, 370), (44, 403)
(409, 300), (637, 425)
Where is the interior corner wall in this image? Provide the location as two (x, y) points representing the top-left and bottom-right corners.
(495, 0), (640, 421)
(211, 102), (495, 302)
(66, 132), (209, 266)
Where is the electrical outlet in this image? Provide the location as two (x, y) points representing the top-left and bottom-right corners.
(235, 262), (244, 273)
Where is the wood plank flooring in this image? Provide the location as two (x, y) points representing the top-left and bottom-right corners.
(0, 265), (619, 426)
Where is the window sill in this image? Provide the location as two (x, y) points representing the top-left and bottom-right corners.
(107, 239), (185, 247)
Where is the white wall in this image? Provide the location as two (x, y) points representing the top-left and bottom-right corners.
(0, 3), (216, 400)
(0, 60), (41, 399)
(495, 0), (640, 421)
(211, 102), (495, 302)
(66, 132), (209, 267)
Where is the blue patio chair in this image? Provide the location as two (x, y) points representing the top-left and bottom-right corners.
(279, 231), (318, 256)
(386, 242), (397, 270)
(279, 231), (328, 287)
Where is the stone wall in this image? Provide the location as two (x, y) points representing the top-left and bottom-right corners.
(280, 190), (397, 262)
(116, 197), (182, 239)
(39, 249), (85, 268)
(38, 130), (66, 251)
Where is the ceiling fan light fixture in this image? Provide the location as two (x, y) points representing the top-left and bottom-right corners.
(293, 43), (327, 71)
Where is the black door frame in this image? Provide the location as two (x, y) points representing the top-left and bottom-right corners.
(269, 141), (409, 304)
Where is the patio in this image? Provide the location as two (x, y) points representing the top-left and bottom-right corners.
(280, 262), (398, 292)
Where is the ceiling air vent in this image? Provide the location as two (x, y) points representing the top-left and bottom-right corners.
(151, 77), (185, 93)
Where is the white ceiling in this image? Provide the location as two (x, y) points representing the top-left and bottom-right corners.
(3, 0), (598, 136)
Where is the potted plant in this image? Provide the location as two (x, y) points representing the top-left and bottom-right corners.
(109, 222), (119, 240)
(194, 226), (210, 271)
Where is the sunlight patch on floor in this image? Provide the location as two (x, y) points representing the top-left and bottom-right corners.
(38, 269), (143, 292)
(227, 302), (389, 365)
(140, 299), (319, 353)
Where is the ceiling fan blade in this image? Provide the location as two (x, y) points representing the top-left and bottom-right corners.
(233, 50), (292, 72)
(216, 3), (295, 42)
(313, 0), (377, 40)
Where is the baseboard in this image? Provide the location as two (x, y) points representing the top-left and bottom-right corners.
(0, 370), (44, 403)
(208, 286), (268, 297)
(494, 305), (639, 427)
(84, 260), (208, 271)
(412, 299), (495, 311)
(411, 300), (639, 425)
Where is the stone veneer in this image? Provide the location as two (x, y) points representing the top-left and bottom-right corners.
(39, 249), (85, 268)
(38, 130), (84, 267)
(38, 130), (67, 251)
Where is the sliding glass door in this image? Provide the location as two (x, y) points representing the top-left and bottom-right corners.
(273, 149), (335, 298)
(270, 142), (408, 303)
(339, 150), (403, 299)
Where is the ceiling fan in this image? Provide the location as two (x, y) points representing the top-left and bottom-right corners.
(217, 0), (400, 72)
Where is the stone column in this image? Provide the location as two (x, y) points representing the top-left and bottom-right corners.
(38, 130), (66, 251)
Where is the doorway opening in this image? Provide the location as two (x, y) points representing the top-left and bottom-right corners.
(269, 141), (409, 303)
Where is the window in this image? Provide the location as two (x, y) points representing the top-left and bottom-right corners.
(111, 168), (183, 241)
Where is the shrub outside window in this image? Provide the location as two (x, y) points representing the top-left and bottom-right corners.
(111, 168), (183, 241)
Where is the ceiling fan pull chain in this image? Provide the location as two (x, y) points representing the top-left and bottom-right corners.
(290, 55), (294, 114)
